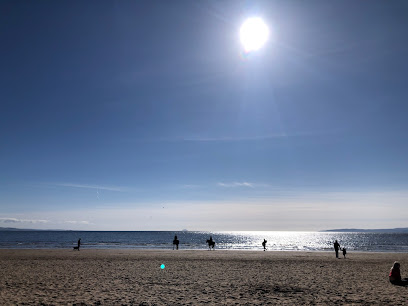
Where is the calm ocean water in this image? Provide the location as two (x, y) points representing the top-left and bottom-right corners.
(1, 231), (408, 252)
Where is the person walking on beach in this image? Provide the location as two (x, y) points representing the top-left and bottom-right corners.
(389, 261), (408, 286)
(334, 240), (340, 258)
(173, 235), (179, 250)
(342, 247), (347, 258)
(262, 239), (267, 251)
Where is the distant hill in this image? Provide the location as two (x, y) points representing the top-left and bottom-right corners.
(0, 227), (67, 231)
(322, 228), (408, 233)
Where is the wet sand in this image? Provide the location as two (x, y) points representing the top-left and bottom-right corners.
(0, 249), (407, 305)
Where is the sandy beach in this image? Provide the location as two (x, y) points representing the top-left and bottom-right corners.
(0, 249), (407, 305)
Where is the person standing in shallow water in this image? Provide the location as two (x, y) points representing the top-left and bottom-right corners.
(334, 240), (340, 258)
(262, 239), (267, 251)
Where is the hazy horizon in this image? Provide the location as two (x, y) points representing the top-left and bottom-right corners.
(1, 1), (408, 231)
(1, 226), (408, 233)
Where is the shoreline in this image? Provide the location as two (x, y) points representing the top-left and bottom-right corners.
(1, 247), (407, 254)
(1, 249), (407, 305)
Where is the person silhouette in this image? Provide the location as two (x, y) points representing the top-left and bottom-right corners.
(173, 235), (179, 250)
(206, 236), (215, 250)
(334, 240), (340, 258)
(78, 238), (81, 249)
(342, 247), (347, 258)
(262, 239), (267, 251)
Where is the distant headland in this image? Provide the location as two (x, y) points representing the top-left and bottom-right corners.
(0, 227), (68, 231)
(321, 228), (408, 233)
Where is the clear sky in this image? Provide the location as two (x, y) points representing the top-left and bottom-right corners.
(1, 0), (408, 231)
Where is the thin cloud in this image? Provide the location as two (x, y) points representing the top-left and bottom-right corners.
(53, 183), (125, 192)
(182, 134), (287, 142)
(218, 182), (254, 188)
(120, 129), (345, 144)
(64, 220), (92, 225)
(181, 129), (345, 142)
(0, 218), (49, 224)
(180, 184), (202, 189)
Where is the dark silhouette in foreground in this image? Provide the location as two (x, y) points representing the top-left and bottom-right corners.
(262, 239), (267, 251)
(173, 235), (179, 250)
(206, 236), (215, 250)
(73, 238), (81, 251)
(334, 240), (340, 258)
(342, 247), (347, 258)
(389, 261), (408, 286)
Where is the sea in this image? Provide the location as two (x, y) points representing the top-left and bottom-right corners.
(1, 231), (408, 252)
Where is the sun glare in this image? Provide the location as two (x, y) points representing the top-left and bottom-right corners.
(240, 17), (269, 53)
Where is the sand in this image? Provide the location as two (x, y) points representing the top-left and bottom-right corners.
(0, 249), (407, 305)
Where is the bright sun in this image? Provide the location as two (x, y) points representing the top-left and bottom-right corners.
(240, 17), (269, 53)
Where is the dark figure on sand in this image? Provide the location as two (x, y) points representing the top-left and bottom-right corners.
(342, 247), (347, 258)
(206, 236), (215, 250)
(262, 239), (267, 251)
(334, 240), (340, 258)
(389, 261), (408, 286)
(173, 235), (179, 250)
(73, 238), (81, 251)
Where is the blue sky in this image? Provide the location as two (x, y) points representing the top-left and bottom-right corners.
(1, 0), (408, 230)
